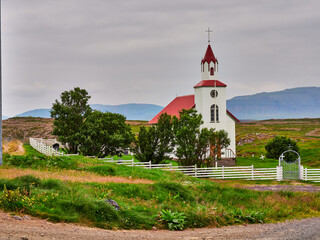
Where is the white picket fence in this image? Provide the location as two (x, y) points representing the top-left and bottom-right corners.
(102, 158), (283, 181)
(29, 138), (320, 182)
(301, 167), (320, 182)
(29, 138), (78, 157)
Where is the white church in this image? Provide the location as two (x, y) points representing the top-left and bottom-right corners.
(149, 33), (239, 163)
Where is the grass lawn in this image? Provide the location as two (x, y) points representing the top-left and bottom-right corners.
(236, 157), (278, 168)
(0, 145), (320, 230)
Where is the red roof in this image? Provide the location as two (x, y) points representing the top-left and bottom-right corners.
(148, 95), (195, 124)
(201, 44), (218, 64)
(227, 110), (240, 122)
(148, 94), (239, 124)
(194, 80), (227, 88)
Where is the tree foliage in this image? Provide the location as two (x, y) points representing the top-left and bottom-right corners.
(51, 87), (134, 156)
(80, 111), (134, 157)
(173, 109), (230, 167)
(173, 109), (203, 166)
(50, 87), (92, 153)
(265, 136), (300, 161)
(133, 113), (174, 163)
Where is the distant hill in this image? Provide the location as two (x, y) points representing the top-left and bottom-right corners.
(14, 103), (164, 121)
(16, 109), (52, 118)
(10, 87), (320, 121)
(227, 87), (320, 120)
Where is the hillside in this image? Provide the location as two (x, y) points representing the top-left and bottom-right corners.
(227, 87), (320, 120)
(2, 117), (55, 141)
(14, 103), (164, 121)
(2, 117), (149, 141)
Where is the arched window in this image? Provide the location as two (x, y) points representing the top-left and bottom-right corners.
(211, 104), (219, 122)
(210, 67), (214, 76)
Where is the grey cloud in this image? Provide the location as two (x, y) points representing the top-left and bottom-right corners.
(2, 0), (320, 116)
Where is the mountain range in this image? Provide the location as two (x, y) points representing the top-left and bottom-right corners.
(13, 104), (164, 121)
(5, 86), (320, 121)
(226, 87), (320, 120)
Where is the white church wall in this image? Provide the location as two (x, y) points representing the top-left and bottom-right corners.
(226, 115), (236, 154)
(195, 86), (227, 124)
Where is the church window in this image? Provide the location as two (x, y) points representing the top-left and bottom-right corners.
(210, 89), (218, 98)
(210, 67), (214, 75)
(211, 104), (219, 122)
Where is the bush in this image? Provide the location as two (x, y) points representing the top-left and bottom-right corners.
(3, 155), (79, 170)
(159, 209), (186, 230)
(265, 136), (300, 161)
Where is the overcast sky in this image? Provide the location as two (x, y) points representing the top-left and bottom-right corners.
(2, 0), (320, 117)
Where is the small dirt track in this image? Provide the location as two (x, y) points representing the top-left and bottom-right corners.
(0, 212), (319, 240)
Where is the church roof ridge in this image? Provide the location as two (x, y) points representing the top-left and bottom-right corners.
(194, 80), (227, 88)
(201, 44), (218, 64)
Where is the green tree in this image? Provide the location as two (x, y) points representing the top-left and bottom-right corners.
(80, 111), (134, 157)
(173, 109), (203, 166)
(173, 109), (230, 167)
(209, 129), (231, 165)
(133, 113), (174, 163)
(265, 136), (300, 161)
(50, 87), (92, 153)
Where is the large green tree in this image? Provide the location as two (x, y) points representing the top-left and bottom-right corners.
(133, 113), (174, 163)
(50, 87), (92, 153)
(79, 110), (134, 157)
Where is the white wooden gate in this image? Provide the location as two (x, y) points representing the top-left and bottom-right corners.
(279, 150), (301, 180)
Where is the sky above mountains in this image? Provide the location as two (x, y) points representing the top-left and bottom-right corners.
(2, 0), (320, 117)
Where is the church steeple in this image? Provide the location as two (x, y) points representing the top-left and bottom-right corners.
(201, 44), (218, 80)
(201, 28), (218, 80)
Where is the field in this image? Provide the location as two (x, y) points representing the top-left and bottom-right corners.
(0, 117), (320, 230)
(236, 118), (320, 168)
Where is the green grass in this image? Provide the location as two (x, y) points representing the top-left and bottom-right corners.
(0, 174), (319, 229)
(1, 146), (320, 230)
(236, 119), (320, 168)
(236, 157), (278, 168)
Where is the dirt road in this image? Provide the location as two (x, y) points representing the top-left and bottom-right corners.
(0, 212), (319, 240)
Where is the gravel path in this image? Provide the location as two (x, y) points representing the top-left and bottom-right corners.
(242, 185), (320, 193)
(0, 212), (319, 240)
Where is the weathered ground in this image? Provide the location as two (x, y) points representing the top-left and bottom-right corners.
(3, 117), (55, 141)
(0, 212), (319, 240)
(0, 168), (153, 184)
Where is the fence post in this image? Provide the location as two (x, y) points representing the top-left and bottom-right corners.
(170, 163), (172, 170)
(132, 158), (134, 166)
(251, 165), (254, 180)
(305, 168), (308, 181)
(300, 166), (304, 180)
(194, 164), (197, 178)
(149, 161), (152, 169)
(222, 166), (224, 179)
(215, 161), (218, 169)
(277, 166), (283, 181)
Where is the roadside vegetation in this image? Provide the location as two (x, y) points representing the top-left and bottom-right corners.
(0, 145), (320, 230)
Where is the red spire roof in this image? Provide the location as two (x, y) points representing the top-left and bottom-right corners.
(148, 95), (195, 124)
(201, 44), (217, 64)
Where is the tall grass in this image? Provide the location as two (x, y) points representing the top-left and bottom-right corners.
(0, 174), (319, 230)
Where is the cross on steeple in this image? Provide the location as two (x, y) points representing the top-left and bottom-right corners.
(205, 27), (213, 43)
